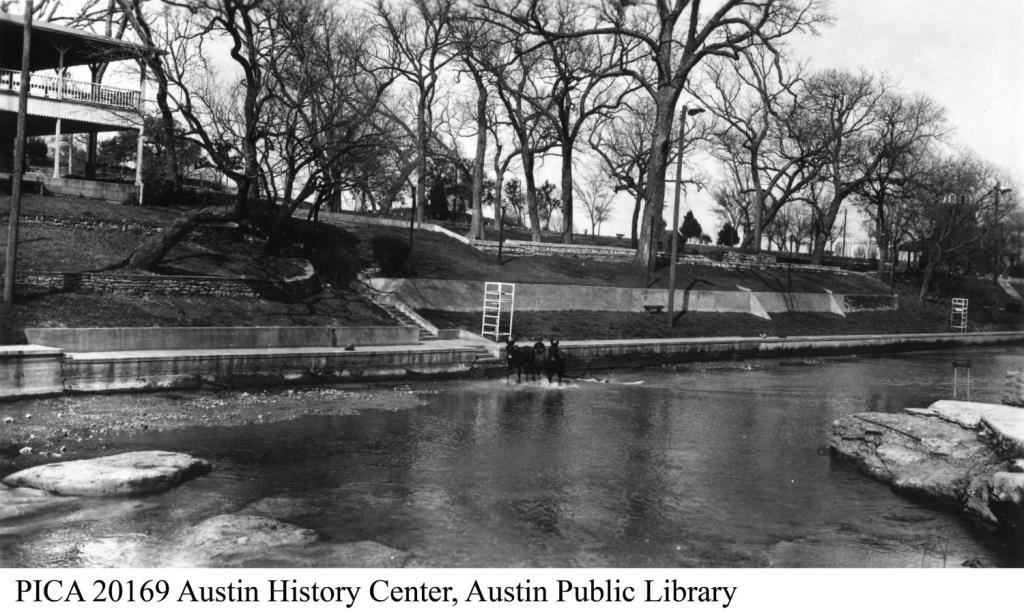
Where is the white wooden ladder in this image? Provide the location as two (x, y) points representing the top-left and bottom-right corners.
(481, 282), (515, 341)
(950, 297), (968, 332)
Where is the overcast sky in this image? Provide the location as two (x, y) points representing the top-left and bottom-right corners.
(789, 0), (1023, 174)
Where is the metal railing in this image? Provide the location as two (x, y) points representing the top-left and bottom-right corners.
(0, 68), (140, 110)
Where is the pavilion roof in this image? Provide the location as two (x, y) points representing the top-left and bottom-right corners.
(0, 11), (154, 71)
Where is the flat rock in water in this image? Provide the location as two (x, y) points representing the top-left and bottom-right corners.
(1, 451), (211, 496)
(830, 412), (1003, 518)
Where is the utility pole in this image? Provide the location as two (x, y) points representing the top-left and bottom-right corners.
(992, 185), (1012, 306)
(841, 209), (847, 259)
(3, 0), (33, 308)
(667, 105), (704, 326)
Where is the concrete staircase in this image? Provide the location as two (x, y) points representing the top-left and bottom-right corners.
(374, 302), (437, 342)
(355, 278), (440, 343)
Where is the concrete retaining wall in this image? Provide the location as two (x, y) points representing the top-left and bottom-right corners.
(558, 331), (1024, 371)
(368, 278), (894, 317)
(1004, 370), (1024, 407)
(24, 325), (420, 352)
(63, 346), (481, 392)
(0, 345), (64, 398)
(44, 177), (136, 203)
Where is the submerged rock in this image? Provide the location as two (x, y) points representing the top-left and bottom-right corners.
(830, 401), (1024, 536)
(161, 513), (410, 567)
(1, 451), (211, 496)
(0, 484), (80, 522)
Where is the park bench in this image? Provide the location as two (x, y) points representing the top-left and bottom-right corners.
(643, 305), (664, 314)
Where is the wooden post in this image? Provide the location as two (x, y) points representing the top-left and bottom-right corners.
(3, 0), (33, 307)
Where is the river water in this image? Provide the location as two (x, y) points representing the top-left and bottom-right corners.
(3, 346), (1024, 567)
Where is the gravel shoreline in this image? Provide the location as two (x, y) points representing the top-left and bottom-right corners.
(0, 384), (433, 474)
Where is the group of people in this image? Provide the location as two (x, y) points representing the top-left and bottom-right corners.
(505, 336), (566, 384)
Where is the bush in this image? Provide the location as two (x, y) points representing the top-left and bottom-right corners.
(370, 235), (411, 276)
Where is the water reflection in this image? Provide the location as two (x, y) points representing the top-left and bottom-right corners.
(2, 347), (1023, 567)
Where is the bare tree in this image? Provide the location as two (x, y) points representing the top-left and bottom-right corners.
(373, 0), (457, 223)
(588, 96), (654, 248)
(903, 151), (1012, 303)
(574, 164), (616, 236)
(793, 68), (890, 263)
(854, 91), (946, 275)
(480, 0), (830, 265)
(691, 47), (823, 251)
(452, 13), (496, 240)
(472, 17), (558, 242)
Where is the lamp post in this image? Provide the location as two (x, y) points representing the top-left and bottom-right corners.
(992, 184), (1012, 306)
(667, 104), (705, 326)
(497, 205), (506, 266)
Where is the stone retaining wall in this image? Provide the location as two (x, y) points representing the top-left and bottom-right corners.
(15, 268), (319, 301)
(0, 213), (160, 235)
(843, 294), (900, 311)
(471, 239), (634, 262)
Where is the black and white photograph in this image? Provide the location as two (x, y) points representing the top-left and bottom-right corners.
(0, 0), (1022, 611)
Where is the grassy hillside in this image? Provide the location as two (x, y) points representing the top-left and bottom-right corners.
(0, 195), (392, 338)
(346, 220), (890, 294)
(2, 195), (1020, 341)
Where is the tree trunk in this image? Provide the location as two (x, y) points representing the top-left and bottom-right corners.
(630, 191), (642, 249)
(493, 166), (504, 233)
(521, 146), (542, 243)
(875, 204), (889, 276)
(415, 91), (428, 224)
(918, 260), (937, 304)
(379, 159), (416, 215)
(637, 89), (678, 267)
(125, 206), (237, 270)
(467, 87), (487, 241)
(559, 141), (574, 244)
(810, 193), (842, 264)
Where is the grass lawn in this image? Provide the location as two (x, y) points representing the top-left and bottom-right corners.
(344, 220), (889, 294)
(422, 301), (1020, 341)
(4, 287), (393, 334)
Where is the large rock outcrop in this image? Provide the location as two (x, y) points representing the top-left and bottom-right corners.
(1, 451), (211, 496)
(830, 401), (1024, 538)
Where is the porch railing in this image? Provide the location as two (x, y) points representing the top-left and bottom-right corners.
(0, 68), (140, 110)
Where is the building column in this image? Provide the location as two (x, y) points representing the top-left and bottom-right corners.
(52, 48), (65, 180)
(52, 119), (62, 179)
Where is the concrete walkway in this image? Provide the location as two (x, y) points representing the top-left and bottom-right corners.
(5, 329), (1024, 397)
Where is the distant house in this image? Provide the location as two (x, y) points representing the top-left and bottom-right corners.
(0, 11), (151, 203)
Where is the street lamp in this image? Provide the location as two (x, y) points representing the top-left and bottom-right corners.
(667, 104), (705, 326)
(992, 184), (1013, 306)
